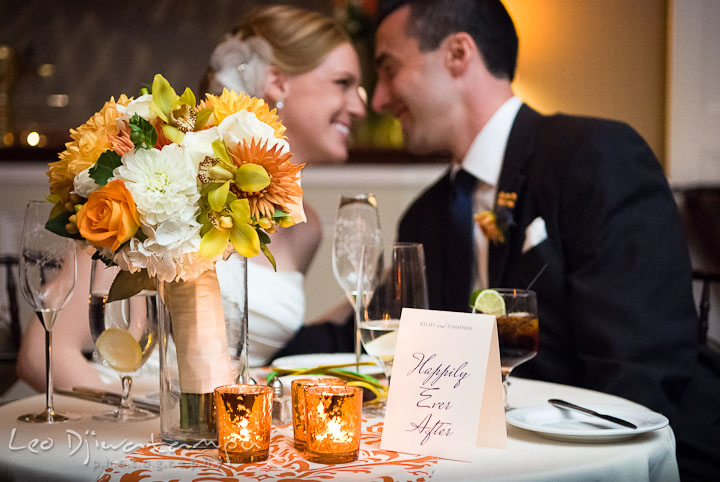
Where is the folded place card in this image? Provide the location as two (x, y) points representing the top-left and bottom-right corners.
(380, 308), (506, 461)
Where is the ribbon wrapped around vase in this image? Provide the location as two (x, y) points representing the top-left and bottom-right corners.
(163, 269), (233, 393)
(158, 258), (248, 447)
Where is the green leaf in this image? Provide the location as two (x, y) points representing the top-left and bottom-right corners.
(257, 229), (271, 246)
(272, 208), (289, 219)
(90, 250), (115, 267)
(89, 150), (122, 186)
(107, 269), (155, 303)
(195, 108), (212, 130)
(45, 212), (81, 239)
(128, 114), (157, 149)
(260, 242), (277, 271)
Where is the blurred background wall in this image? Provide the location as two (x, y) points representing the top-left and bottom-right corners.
(1, 1), (718, 343)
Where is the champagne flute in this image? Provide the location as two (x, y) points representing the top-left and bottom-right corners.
(89, 260), (158, 421)
(331, 193), (382, 368)
(17, 200), (79, 423)
(356, 242), (429, 414)
(474, 288), (539, 410)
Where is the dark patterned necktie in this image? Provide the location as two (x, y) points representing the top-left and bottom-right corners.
(445, 169), (476, 311)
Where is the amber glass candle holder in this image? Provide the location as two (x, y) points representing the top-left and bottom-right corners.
(291, 377), (346, 450)
(304, 385), (363, 464)
(214, 384), (273, 463)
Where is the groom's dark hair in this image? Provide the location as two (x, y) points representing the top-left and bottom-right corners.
(376, 0), (518, 81)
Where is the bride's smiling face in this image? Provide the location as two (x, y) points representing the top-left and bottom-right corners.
(280, 43), (365, 163)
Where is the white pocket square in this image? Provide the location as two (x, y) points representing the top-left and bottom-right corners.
(522, 217), (547, 254)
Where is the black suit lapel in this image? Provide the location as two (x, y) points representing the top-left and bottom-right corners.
(489, 104), (541, 287)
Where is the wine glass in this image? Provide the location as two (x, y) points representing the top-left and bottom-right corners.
(331, 193), (382, 368)
(474, 289), (539, 410)
(89, 259), (158, 421)
(356, 242), (429, 414)
(17, 200), (80, 423)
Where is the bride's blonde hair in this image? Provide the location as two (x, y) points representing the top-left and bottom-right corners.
(201, 5), (350, 95)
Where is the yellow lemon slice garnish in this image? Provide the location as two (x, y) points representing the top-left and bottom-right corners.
(95, 328), (142, 373)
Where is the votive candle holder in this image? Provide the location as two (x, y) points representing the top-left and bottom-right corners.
(304, 385), (363, 464)
(214, 384), (273, 463)
(291, 377), (346, 450)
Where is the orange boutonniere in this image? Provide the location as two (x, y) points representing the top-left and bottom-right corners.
(474, 191), (518, 245)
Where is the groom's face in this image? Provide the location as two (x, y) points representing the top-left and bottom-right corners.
(372, 6), (455, 154)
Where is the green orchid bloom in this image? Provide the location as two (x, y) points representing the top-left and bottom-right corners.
(151, 74), (197, 143)
(200, 139), (272, 193)
(198, 181), (260, 258)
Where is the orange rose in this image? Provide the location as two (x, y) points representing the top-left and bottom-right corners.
(76, 180), (141, 251)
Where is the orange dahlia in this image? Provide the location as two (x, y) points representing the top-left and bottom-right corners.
(48, 94), (132, 205)
(227, 139), (303, 220)
(201, 88), (286, 138)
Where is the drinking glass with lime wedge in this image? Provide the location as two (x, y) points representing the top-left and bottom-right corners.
(89, 260), (158, 421)
(471, 288), (539, 410)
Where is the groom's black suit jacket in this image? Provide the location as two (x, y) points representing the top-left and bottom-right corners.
(398, 104), (720, 479)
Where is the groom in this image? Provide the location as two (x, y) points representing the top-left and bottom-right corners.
(372, 1), (720, 479)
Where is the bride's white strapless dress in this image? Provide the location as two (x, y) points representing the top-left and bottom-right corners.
(216, 254), (305, 367)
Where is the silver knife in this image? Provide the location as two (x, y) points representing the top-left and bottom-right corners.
(56, 387), (160, 414)
(548, 398), (637, 429)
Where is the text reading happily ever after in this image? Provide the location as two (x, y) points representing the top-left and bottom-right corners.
(381, 308), (504, 461)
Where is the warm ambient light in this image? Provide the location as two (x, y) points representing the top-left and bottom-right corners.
(26, 132), (40, 146)
(2, 132), (13, 146)
(47, 94), (69, 108)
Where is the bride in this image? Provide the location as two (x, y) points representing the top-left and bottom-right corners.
(17, 5), (365, 391)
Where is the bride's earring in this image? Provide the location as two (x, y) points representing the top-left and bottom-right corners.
(275, 99), (284, 110)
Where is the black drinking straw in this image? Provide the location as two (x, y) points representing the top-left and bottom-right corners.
(526, 262), (549, 290)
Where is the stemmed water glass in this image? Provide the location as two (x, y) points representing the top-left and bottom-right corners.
(473, 288), (539, 410)
(89, 260), (158, 421)
(331, 193), (382, 367)
(356, 242), (429, 414)
(17, 200), (79, 423)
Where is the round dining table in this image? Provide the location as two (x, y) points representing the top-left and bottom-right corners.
(0, 377), (679, 482)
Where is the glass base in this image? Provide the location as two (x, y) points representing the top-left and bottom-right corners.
(218, 449), (269, 464)
(306, 449), (359, 464)
(161, 432), (218, 449)
(18, 408), (81, 423)
(362, 399), (387, 417)
(92, 407), (157, 422)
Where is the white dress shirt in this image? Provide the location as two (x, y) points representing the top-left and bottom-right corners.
(460, 96), (522, 289)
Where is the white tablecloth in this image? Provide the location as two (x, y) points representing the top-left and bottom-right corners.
(0, 378), (679, 482)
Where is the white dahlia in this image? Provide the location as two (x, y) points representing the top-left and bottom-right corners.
(113, 144), (199, 226)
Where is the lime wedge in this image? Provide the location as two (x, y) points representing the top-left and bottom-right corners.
(473, 289), (506, 316)
(95, 328), (142, 373)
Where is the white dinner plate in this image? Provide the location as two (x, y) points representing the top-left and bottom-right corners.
(271, 353), (383, 378)
(506, 404), (669, 443)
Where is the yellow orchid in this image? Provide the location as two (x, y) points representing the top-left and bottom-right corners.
(198, 181), (260, 258)
(151, 74), (197, 143)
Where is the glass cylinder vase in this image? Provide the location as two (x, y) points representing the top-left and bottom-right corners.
(157, 254), (250, 447)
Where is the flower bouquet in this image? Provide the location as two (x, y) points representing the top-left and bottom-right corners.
(45, 74), (303, 440)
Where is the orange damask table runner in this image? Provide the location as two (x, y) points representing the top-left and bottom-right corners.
(98, 419), (438, 481)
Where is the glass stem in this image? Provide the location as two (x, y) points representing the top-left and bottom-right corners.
(120, 376), (135, 410)
(501, 369), (512, 411)
(44, 326), (54, 415)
